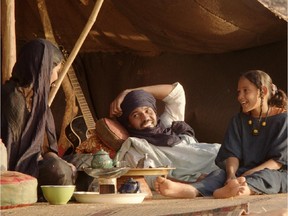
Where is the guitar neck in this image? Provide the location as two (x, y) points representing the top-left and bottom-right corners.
(67, 69), (95, 131)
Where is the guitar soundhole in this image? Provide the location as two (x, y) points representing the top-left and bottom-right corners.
(65, 116), (88, 148)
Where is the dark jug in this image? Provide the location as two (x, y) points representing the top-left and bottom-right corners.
(118, 178), (140, 193)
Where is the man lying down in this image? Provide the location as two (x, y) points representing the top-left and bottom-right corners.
(109, 82), (221, 189)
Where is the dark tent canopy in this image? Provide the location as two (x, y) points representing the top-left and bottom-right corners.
(12, 0), (287, 143)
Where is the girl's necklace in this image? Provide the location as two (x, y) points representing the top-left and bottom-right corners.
(248, 106), (270, 136)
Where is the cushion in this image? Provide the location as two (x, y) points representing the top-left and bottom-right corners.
(95, 118), (129, 151)
(0, 171), (37, 209)
(0, 141), (7, 171)
(75, 132), (117, 159)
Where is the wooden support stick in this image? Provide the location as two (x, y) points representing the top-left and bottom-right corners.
(37, 0), (79, 155)
(1, 0), (16, 84)
(48, 0), (105, 106)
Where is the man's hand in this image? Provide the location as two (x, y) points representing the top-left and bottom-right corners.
(109, 89), (130, 117)
(109, 84), (175, 118)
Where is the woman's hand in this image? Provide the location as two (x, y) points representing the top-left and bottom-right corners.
(43, 151), (77, 182)
(66, 161), (77, 182)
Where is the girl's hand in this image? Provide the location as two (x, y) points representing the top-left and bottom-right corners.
(225, 175), (237, 184)
(241, 169), (256, 177)
(241, 159), (283, 177)
(225, 156), (239, 184)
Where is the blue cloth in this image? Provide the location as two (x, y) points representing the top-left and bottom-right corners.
(192, 169), (226, 196)
(117, 89), (156, 127)
(192, 111), (288, 196)
(216, 112), (287, 169)
(117, 89), (195, 147)
(192, 168), (287, 196)
(1, 39), (61, 177)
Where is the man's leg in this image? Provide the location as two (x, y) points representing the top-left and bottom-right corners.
(155, 176), (199, 198)
(155, 168), (227, 198)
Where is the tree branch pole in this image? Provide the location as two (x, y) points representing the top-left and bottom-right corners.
(48, 0), (105, 106)
(1, 0), (16, 84)
(37, 0), (79, 156)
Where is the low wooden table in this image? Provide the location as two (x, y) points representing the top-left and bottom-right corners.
(117, 168), (174, 199)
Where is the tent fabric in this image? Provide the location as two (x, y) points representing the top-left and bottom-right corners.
(15, 0), (287, 55)
(13, 0), (287, 143)
(258, 0), (288, 21)
(67, 41), (286, 143)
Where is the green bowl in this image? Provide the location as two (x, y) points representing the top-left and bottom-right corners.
(41, 185), (75, 205)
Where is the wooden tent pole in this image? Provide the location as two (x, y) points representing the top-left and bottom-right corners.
(37, 0), (79, 156)
(48, 0), (105, 106)
(1, 0), (16, 84)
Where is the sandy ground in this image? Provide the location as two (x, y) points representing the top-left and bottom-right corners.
(1, 193), (287, 216)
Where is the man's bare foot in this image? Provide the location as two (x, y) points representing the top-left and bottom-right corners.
(154, 176), (199, 198)
(213, 177), (247, 199)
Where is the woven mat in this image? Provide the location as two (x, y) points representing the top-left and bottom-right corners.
(165, 203), (249, 216)
(90, 203), (249, 216)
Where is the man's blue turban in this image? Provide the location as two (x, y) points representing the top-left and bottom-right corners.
(117, 90), (156, 128)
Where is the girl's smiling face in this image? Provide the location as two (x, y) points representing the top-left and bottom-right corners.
(237, 77), (262, 115)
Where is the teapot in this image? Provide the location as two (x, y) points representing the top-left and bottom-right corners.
(91, 149), (118, 169)
(118, 178), (140, 193)
(136, 153), (156, 168)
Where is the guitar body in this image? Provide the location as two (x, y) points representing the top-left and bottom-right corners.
(60, 47), (96, 155)
(65, 115), (88, 148)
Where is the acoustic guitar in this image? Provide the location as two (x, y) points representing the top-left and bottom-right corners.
(65, 68), (96, 148)
(61, 47), (96, 150)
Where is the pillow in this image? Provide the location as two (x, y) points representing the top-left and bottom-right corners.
(95, 118), (129, 151)
(0, 140), (7, 171)
(0, 171), (37, 209)
(75, 133), (116, 159)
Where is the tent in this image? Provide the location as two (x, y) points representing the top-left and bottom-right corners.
(3, 0), (287, 150)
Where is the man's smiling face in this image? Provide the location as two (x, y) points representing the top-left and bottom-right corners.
(128, 106), (157, 130)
